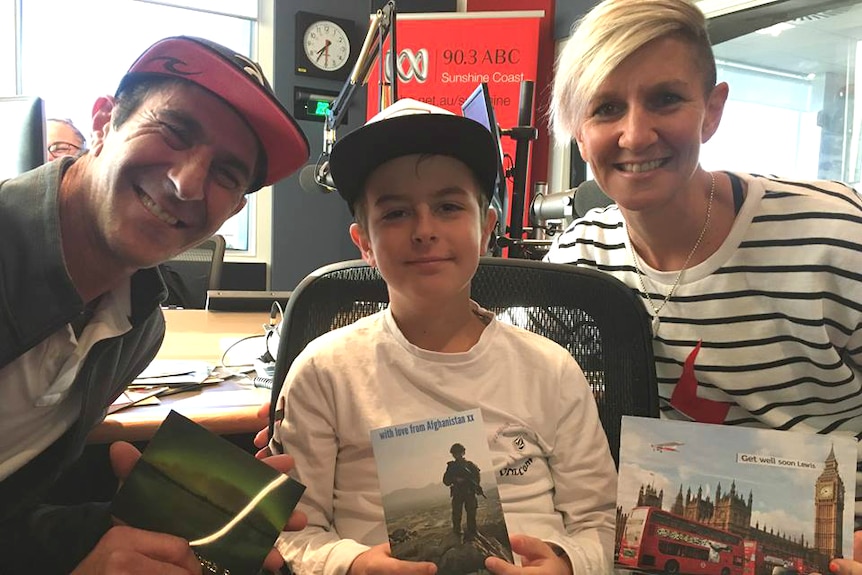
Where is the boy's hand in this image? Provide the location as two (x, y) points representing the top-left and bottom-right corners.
(485, 535), (572, 575)
(347, 543), (436, 575)
(109, 440), (306, 574)
(254, 402), (273, 459)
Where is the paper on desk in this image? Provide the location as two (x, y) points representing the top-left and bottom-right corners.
(133, 359), (212, 386)
(108, 386), (168, 414)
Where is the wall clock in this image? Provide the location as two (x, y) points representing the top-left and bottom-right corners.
(295, 11), (356, 81)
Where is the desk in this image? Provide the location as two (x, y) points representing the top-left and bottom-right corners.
(88, 309), (273, 444)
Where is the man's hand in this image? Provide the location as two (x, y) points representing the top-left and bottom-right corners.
(107, 439), (306, 574)
(485, 535), (572, 575)
(348, 543), (436, 575)
(71, 525), (204, 574)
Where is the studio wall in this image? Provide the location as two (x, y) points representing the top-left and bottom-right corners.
(270, 2), (371, 291)
(269, 0), (595, 290)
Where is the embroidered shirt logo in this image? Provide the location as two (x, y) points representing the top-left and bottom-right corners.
(499, 458), (533, 477)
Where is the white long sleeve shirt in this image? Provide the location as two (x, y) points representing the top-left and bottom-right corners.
(272, 304), (617, 575)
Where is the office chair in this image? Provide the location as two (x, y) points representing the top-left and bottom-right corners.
(0, 95), (46, 180)
(270, 257), (658, 467)
(160, 234), (226, 309)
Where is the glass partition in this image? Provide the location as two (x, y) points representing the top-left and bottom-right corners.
(704, 2), (862, 190)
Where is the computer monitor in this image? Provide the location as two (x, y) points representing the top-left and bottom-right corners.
(0, 95), (46, 181)
(461, 83), (508, 248)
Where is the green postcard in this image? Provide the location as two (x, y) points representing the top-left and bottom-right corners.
(111, 410), (305, 574)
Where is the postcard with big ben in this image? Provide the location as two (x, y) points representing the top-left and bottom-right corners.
(370, 408), (514, 575)
(616, 416), (857, 575)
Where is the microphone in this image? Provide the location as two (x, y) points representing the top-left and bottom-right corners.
(298, 161), (337, 194)
(531, 189), (576, 222)
(572, 179), (613, 217)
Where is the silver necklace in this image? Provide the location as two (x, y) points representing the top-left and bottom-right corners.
(628, 171), (715, 335)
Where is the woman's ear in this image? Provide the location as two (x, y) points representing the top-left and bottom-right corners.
(702, 82), (729, 143)
(349, 223), (376, 267)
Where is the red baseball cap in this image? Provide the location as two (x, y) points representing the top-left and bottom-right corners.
(118, 36), (309, 193)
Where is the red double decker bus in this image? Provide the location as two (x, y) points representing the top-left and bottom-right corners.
(743, 540), (812, 575)
(617, 506), (745, 575)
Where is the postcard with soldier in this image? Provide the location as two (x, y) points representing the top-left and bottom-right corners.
(616, 415), (857, 575)
(370, 408), (514, 575)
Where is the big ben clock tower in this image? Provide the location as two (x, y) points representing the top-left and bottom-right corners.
(814, 446), (845, 558)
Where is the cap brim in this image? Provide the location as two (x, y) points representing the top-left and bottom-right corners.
(120, 37), (309, 191)
(329, 114), (498, 211)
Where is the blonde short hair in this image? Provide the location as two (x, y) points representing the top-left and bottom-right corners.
(550, 0), (715, 142)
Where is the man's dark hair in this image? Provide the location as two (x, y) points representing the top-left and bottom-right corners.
(450, 443), (466, 455)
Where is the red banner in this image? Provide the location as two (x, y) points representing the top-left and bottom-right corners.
(367, 14), (540, 120)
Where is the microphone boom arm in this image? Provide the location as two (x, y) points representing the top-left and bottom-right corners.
(309, 1), (396, 194)
(324, 1), (396, 155)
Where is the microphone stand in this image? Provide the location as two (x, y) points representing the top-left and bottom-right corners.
(316, 0), (397, 190)
(498, 81), (539, 260)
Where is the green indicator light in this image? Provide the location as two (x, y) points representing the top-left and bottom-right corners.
(311, 100), (331, 116)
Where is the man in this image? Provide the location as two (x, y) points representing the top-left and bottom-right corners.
(0, 36), (310, 573)
(46, 118), (88, 161)
(443, 443), (483, 542)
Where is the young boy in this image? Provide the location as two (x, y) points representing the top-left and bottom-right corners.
(271, 99), (616, 575)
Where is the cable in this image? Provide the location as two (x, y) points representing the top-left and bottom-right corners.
(272, 300), (284, 323)
(220, 333), (266, 370)
(219, 300), (285, 375)
(260, 300), (284, 363)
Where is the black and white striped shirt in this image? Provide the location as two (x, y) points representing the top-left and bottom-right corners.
(545, 173), (862, 517)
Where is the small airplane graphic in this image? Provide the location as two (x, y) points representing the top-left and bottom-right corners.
(650, 441), (685, 453)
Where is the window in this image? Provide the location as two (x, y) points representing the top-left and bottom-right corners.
(11, 0), (261, 251)
(703, 2), (862, 190)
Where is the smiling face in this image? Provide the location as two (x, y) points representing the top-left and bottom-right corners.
(574, 35), (727, 213)
(349, 154), (496, 309)
(85, 81), (256, 269)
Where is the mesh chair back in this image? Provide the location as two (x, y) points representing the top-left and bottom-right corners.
(0, 95), (46, 180)
(160, 235), (226, 309)
(271, 257), (658, 466)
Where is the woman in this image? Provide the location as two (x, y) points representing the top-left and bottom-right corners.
(546, 0), (862, 571)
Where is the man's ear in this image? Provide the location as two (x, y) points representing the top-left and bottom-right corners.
(229, 196), (248, 218)
(349, 223), (376, 267)
(89, 96), (116, 155)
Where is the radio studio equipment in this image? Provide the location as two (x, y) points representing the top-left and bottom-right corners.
(299, 1), (397, 195)
(529, 179), (612, 238)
